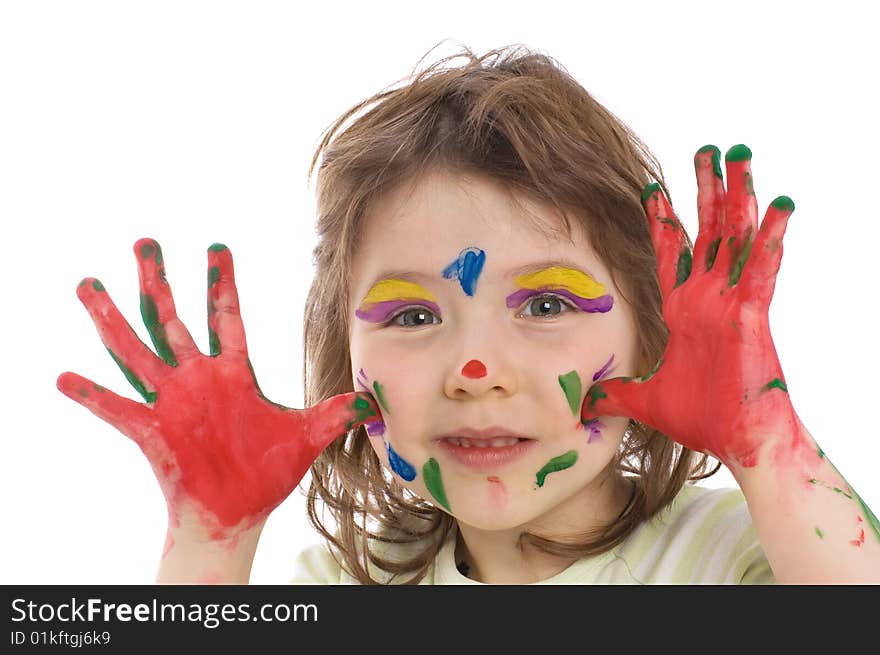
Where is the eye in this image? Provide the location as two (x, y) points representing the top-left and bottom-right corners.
(519, 294), (575, 318)
(390, 307), (441, 327)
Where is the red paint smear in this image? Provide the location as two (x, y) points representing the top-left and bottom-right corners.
(58, 241), (380, 543)
(581, 174), (810, 470)
(462, 359), (487, 379)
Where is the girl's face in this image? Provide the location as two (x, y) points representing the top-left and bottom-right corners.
(348, 168), (641, 533)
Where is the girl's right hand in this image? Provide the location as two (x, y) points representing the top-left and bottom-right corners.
(57, 238), (379, 544)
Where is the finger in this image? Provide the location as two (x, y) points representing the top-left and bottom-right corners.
(580, 376), (654, 428)
(134, 238), (200, 365)
(206, 243), (247, 356)
(691, 145), (726, 273)
(76, 277), (164, 402)
(57, 371), (156, 447)
(737, 196), (795, 308)
(641, 183), (693, 298)
(713, 145), (759, 286)
(299, 392), (382, 456)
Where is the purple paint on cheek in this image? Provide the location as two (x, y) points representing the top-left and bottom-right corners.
(583, 418), (605, 444)
(592, 354), (616, 381)
(505, 288), (614, 313)
(357, 368), (386, 437)
(355, 299), (442, 323)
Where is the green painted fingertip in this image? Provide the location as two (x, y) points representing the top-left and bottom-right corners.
(641, 182), (661, 204)
(725, 144), (752, 162)
(771, 195), (795, 213)
(208, 243), (228, 253)
(91, 279), (105, 292)
(140, 242), (156, 259)
(78, 278), (89, 289)
(696, 144), (723, 179)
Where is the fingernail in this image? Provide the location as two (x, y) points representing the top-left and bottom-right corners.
(771, 196), (795, 213)
(725, 144), (752, 162)
(641, 182), (661, 204)
(696, 145), (722, 179)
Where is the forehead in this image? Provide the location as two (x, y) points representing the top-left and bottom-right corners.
(354, 169), (601, 273)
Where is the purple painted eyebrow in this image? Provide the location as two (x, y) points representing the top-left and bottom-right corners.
(505, 288), (613, 313)
(355, 299), (442, 323)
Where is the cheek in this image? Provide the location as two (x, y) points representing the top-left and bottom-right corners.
(351, 353), (437, 427)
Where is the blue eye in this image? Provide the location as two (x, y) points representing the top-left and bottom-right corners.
(520, 294), (574, 318)
(391, 307), (441, 327)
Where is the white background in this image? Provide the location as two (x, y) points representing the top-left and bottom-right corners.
(1, 1), (877, 583)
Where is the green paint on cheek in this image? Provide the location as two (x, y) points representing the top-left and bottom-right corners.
(761, 378), (788, 393)
(208, 266), (221, 287)
(705, 237), (721, 272)
(373, 380), (390, 414)
(92, 279), (105, 292)
(675, 248), (692, 288)
(558, 370), (582, 417)
(106, 348), (157, 403)
(423, 458), (451, 512)
(535, 450), (578, 488)
(586, 385), (607, 409)
(815, 527), (824, 539)
(140, 293), (178, 366)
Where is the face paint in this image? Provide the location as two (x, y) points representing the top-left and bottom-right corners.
(385, 440), (416, 481)
(356, 368), (386, 436)
(535, 450), (578, 488)
(422, 458), (450, 511)
(850, 517), (865, 548)
(582, 417), (605, 444)
(591, 354), (615, 382)
(506, 266), (613, 313)
(461, 359), (487, 379)
(442, 247), (486, 296)
(355, 279), (441, 323)
(557, 370), (582, 417)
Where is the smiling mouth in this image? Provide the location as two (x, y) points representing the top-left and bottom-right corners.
(441, 436), (529, 448)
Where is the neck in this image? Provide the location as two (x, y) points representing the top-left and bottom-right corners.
(454, 469), (634, 583)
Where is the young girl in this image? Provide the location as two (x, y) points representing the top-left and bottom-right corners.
(57, 45), (880, 584)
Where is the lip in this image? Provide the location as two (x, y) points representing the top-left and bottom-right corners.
(434, 426), (537, 472)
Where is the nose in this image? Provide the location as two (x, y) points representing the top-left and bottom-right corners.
(444, 356), (518, 400)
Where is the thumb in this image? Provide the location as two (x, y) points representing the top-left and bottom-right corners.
(300, 391), (382, 455)
(580, 376), (654, 428)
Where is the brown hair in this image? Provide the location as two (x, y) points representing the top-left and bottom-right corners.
(303, 42), (719, 584)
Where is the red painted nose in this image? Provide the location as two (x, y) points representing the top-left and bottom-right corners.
(461, 359), (487, 379)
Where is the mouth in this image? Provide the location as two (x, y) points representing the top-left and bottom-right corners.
(434, 427), (537, 471)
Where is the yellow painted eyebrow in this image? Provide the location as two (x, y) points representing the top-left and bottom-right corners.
(361, 279), (437, 305)
(514, 266), (606, 299)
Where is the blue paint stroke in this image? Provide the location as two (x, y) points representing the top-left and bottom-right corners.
(385, 441), (417, 481)
(442, 247), (486, 296)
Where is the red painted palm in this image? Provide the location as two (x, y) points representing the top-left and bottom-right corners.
(57, 239), (377, 540)
(581, 145), (804, 468)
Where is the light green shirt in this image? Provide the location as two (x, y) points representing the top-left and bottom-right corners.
(289, 484), (774, 584)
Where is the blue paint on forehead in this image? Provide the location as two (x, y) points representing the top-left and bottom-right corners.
(442, 247), (486, 296)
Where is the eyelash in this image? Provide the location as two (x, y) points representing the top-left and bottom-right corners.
(385, 293), (577, 327)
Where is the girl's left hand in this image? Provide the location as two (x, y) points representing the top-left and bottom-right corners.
(580, 144), (804, 469)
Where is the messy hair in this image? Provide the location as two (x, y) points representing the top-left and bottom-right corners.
(303, 42), (719, 584)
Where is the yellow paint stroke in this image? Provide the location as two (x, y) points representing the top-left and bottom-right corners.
(361, 279), (437, 305)
(514, 267), (606, 298)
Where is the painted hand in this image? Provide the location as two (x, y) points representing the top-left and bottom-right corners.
(57, 239), (378, 539)
(580, 145), (803, 468)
